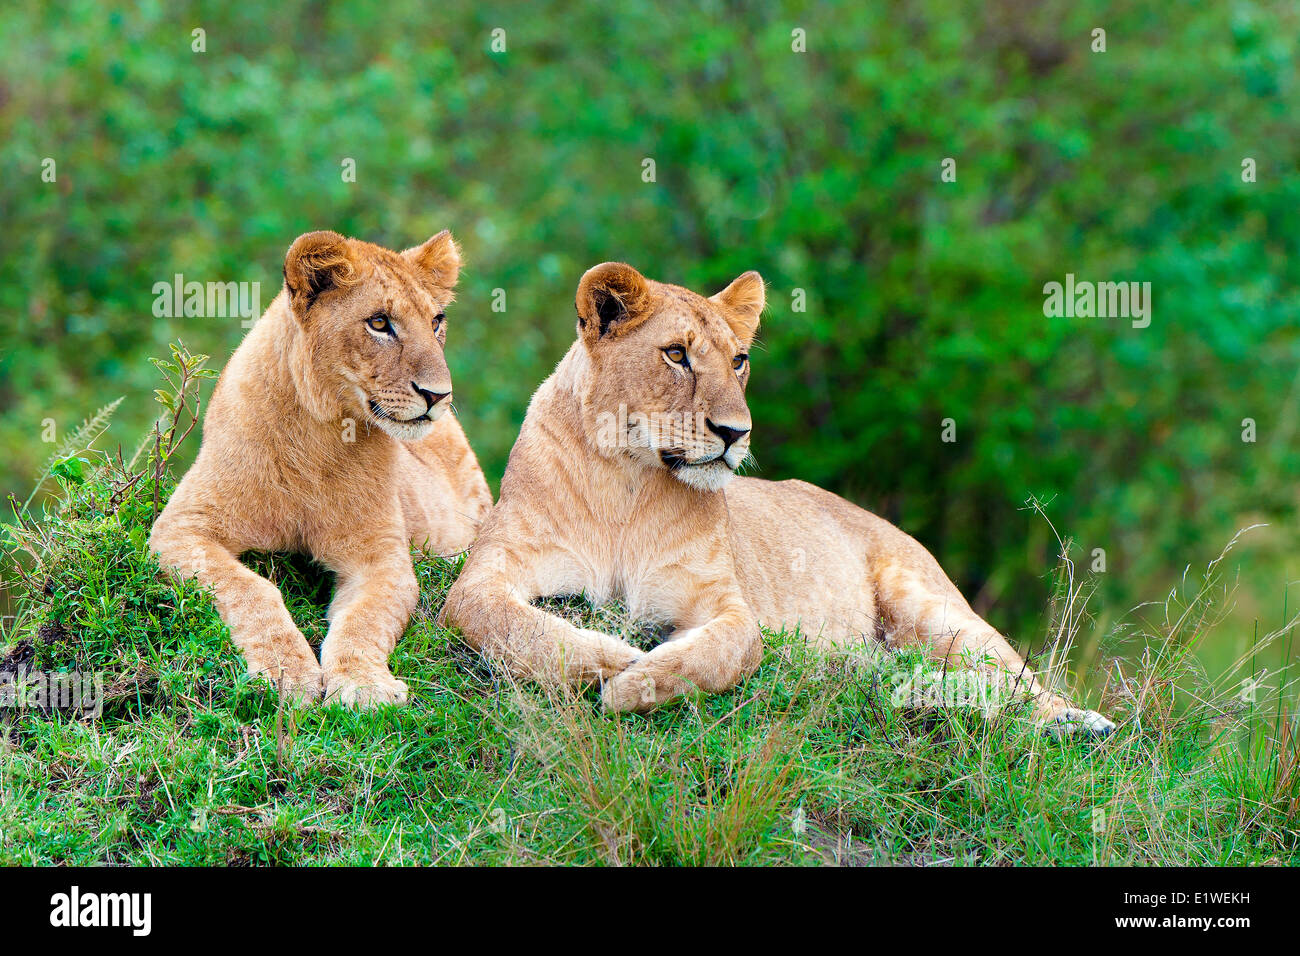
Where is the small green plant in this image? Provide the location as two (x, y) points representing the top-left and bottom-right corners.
(18, 396), (123, 513)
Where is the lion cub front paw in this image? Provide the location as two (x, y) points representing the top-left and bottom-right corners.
(244, 647), (324, 705)
(323, 662), (409, 708)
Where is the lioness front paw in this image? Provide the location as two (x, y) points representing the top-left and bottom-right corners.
(575, 628), (644, 679)
(244, 646), (324, 705)
(601, 662), (685, 713)
(601, 669), (651, 713)
(323, 662), (408, 708)
(1044, 708), (1116, 739)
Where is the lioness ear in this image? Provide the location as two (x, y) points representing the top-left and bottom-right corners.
(404, 229), (462, 287)
(283, 231), (357, 318)
(576, 262), (652, 346)
(710, 270), (765, 346)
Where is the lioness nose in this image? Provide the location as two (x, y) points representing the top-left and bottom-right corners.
(413, 382), (450, 411)
(706, 419), (750, 449)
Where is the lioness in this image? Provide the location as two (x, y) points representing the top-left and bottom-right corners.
(441, 262), (1113, 735)
(152, 230), (492, 706)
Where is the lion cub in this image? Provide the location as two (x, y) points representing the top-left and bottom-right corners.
(442, 262), (1113, 736)
(152, 230), (492, 707)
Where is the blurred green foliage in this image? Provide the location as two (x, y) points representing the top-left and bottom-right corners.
(1, 0), (1297, 646)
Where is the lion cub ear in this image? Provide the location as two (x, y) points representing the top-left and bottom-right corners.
(283, 231), (357, 318)
(576, 262), (652, 346)
(404, 229), (462, 288)
(710, 271), (765, 347)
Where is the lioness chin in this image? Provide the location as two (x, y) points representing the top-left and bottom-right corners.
(151, 230), (492, 707)
(441, 262), (1113, 737)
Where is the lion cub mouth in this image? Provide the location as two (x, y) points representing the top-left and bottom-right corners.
(657, 449), (737, 492)
(656, 444), (751, 494)
(659, 449), (727, 470)
(365, 399), (445, 441)
(368, 399), (434, 425)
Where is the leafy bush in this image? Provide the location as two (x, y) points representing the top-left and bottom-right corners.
(2, 1), (1297, 645)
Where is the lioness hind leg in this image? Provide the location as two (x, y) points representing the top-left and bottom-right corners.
(874, 564), (1114, 738)
(149, 523), (323, 703)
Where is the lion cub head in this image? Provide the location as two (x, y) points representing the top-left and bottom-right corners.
(281, 229), (462, 441)
(575, 262), (764, 492)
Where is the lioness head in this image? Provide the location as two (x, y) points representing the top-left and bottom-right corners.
(576, 262), (764, 492)
(282, 229), (462, 441)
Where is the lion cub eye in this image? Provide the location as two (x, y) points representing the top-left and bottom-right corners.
(366, 313), (394, 334)
(663, 345), (689, 366)
(733, 354), (747, 371)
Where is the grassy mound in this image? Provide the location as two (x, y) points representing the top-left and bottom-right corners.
(1, 362), (1296, 865)
(3, 490), (1297, 865)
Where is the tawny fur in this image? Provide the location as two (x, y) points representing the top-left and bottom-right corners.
(151, 230), (492, 707)
(442, 262), (1113, 734)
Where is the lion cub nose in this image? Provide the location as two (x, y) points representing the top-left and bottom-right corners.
(706, 419), (751, 449)
(412, 382), (451, 411)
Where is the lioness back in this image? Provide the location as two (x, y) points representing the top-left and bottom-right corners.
(723, 477), (877, 640)
(724, 476), (975, 647)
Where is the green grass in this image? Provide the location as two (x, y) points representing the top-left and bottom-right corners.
(1, 444), (1297, 866)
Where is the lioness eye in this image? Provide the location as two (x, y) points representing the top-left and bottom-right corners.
(664, 345), (688, 365)
(367, 313), (393, 333)
(733, 354), (747, 371)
